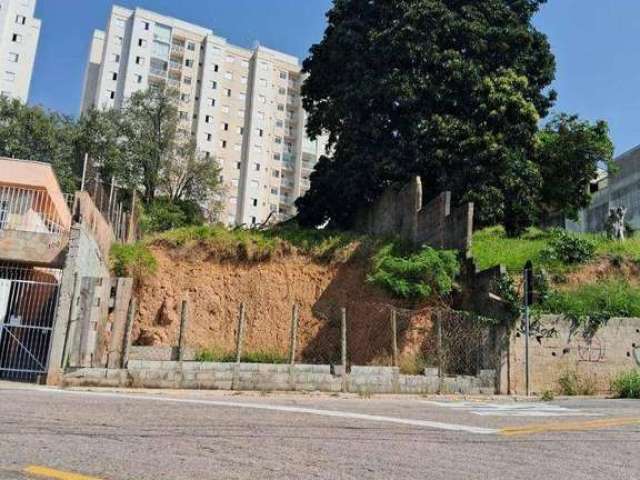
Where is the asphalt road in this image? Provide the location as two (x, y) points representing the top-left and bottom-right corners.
(0, 383), (639, 480)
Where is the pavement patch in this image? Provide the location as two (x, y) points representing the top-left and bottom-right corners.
(501, 417), (640, 437)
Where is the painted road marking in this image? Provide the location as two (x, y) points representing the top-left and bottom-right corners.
(424, 401), (601, 417)
(501, 417), (640, 437)
(24, 465), (102, 480)
(25, 387), (498, 435)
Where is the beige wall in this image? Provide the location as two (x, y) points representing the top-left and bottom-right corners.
(507, 316), (640, 395)
(0, 157), (71, 229)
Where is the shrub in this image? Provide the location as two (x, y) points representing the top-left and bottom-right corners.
(540, 389), (555, 401)
(611, 370), (640, 399)
(368, 244), (460, 300)
(110, 242), (157, 285)
(541, 229), (596, 265)
(140, 198), (205, 234)
(558, 370), (597, 396)
(398, 352), (429, 375)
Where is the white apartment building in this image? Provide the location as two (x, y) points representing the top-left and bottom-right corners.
(80, 6), (326, 227)
(0, 0), (40, 102)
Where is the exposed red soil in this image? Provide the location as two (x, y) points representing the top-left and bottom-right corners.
(133, 245), (435, 365)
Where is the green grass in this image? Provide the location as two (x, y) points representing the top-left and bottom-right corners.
(472, 226), (640, 271)
(611, 370), (640, 399)
(110, 242), (158, 284)
(194, 348), (288, 364)
(148, 224), (360, 263)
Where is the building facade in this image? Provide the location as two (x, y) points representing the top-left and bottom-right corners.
(0, 0), (40, 102)
(567, 145), (640, 234)
(80, 6), (327, 227)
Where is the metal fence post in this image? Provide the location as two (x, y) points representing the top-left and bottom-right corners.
(390, 308), (398, 368)
(121, 297), (137, 369)
(437, 310), (443, 378)
(178, 298), (189, 361)
(236, 303), (246, 364)
(341, 307), (348, 393)
(289, 304), (299, 365)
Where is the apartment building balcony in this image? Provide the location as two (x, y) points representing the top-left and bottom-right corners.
(169, 60), (183, 72)
(0, 159), (72, 267)
(170, 47), (184, 59)
(149, 67), (167, 79)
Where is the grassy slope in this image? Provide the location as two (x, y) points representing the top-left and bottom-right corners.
(472, 226), (640, 271)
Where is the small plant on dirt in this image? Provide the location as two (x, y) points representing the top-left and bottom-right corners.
(242, 350), (288, 364)
(110, 242), (157, 285)
(558, 370), (597, 396)
(539, 389), (555, 402)
(540, 229), (596, 265)
(368, 243), (459, 300)
(611, 370), (640, 399)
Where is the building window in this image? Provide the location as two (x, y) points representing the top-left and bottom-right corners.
(111, 71), (118, 81)
(187, 42), (196, 51)
(237, 127), (244, 135)
(251, 216), (257, 225)
(15, 14), (26, 24)
(206, 133), (212, 141)
(112, 54), (120, 63)
(210, 81), (217, 90)
(272, 170), (280, 178)
(273, 153), (281, 161)
(221, 122), (229, 131)
(280, 71), (288, 80)
(4, 71), (15, 82)
(114, 17), (126, 28)
(205, 115), (212, 123)
(185, 59), (193, 68)
(179, 111), (189, 120)
(180, 93), (190, 102)
(136, 74), (143, 84)
(135, 56), (144, 65)
(214, 64), (219, 72)
(276, 120), (284, 128)
(12, 33), (22, 43)
(257, 129), (264, 137)
(7, 52), (19, 63)
(225, 89), (232, 97)
(251, 198), (258, 207)
(277, 104), (285, 111)
(254, 163), (261, 171)
(225, 71), (233, 80)
(138, 39), (146, 47)
(142, 21), (150, 30)
(116, 36), (123, 45)
(258, 95), (266, 104)
(108, 90), (116, 99)
(270, 188), (278, 195)
(184, 76), (192, 85)
(220, 140), (227, 148)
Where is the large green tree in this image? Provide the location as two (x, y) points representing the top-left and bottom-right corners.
(297, 0), (557, 236)
(537, 114), (614, 222)
(0, 96), (79, 192)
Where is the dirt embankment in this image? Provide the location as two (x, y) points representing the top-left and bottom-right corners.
(133, 243), (435, 365)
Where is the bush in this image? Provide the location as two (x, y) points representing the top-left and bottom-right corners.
(110, 242), (157, 285)
(541, 229), (596, 265)
(558, 370), (597, 396)
(540, 389), (555, 401)
(140, 198), (205, 234)
(368, 244), (460, 300)
(611, 370), (640, 399)
(194, 348), (235, 363)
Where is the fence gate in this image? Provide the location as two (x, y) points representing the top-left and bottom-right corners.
(0, 266), (62, 382)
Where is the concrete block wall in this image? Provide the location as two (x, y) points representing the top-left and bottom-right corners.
(506, 316), (640, 395)
(353, 176), (473, 254)
(63, 362), (496, 395)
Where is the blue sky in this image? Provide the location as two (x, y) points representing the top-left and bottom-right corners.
(31, 0), (640, 155)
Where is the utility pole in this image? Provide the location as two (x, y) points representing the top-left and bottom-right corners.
(523, 260), (533, 397)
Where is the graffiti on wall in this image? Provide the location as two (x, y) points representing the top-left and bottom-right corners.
(577, 335), (606, 363)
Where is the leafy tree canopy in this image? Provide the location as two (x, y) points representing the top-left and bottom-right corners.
(297, 0), (559, 236)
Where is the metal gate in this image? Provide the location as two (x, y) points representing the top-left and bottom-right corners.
(0, 265), (61, 382)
